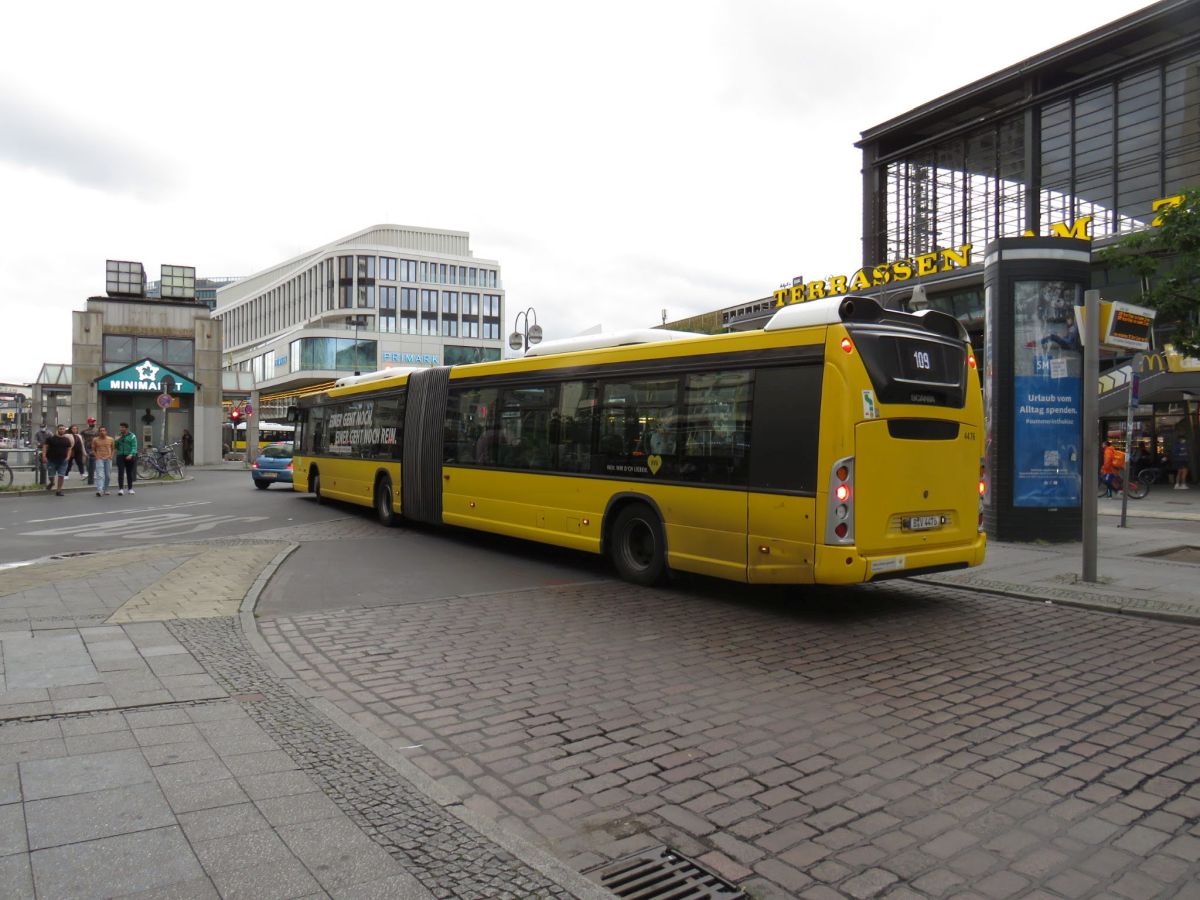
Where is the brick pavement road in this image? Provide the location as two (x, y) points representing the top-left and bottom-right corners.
(260, 578), (1200, 899)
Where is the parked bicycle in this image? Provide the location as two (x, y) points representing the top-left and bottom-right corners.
(1135, 466), (1164, 487)
(0, 455), (12, 489)
(138, 442), (185, 480)
(1099, 472), (1148, 499)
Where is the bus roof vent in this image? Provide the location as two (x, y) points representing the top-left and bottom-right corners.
(332, 367), (420, 389)
(764, 295), (856, 331)
(523, 329), (700, 357)
(766, 295), (967, 340)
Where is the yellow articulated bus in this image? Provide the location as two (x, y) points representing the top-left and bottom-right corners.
(291, 295), (986, 586)
(229, 422), (294, 453)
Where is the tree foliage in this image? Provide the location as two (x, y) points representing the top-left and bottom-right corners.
(1097, 188), (1200, 356)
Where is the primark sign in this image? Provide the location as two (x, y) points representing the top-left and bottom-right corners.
(95, 359), (197, 394)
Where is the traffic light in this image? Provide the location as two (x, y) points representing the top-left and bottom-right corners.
(230, 406), (242, 423)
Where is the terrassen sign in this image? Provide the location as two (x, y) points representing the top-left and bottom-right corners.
(774, 244), (973, 306)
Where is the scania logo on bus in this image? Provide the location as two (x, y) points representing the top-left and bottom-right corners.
(910, 393), (937, 404)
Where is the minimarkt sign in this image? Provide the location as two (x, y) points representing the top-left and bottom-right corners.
(95, 359), (196, 394)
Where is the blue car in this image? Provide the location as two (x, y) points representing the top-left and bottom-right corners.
(251, 443), (294, 489)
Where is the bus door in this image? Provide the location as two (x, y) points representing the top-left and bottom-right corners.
(746, 365), (822, 584)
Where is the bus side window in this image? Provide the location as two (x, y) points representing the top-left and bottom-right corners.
(748, 365), (822, 493)
(680, 370), (752, 485)
(598, 378), (679, 477)
(444, 387), (499, 465)
(556, 381), (598, 473)
(309, 406), (326, 454)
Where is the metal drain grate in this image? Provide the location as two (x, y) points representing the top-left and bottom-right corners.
(588, 846), (744, 898)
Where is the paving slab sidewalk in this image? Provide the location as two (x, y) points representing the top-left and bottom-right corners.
(919, 489), (1200, 621)
(0, 542), (606, 899)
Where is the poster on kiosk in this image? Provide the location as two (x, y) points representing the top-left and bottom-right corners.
(1011, 280), (1083, 507)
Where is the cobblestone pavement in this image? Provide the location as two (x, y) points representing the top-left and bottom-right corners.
(260, 578), (1200, 899)
(169, 616), (582, 899)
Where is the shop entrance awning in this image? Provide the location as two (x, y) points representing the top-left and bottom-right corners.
(1098, 350), (1200, 416)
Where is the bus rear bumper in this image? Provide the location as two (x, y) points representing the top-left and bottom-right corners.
(814, 534), (987, 585)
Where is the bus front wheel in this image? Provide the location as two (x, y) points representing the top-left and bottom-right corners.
(375, 477), (396, 526)
(610, 502), (667, 586)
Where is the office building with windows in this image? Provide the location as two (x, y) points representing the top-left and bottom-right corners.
(213, 225), (506, 414)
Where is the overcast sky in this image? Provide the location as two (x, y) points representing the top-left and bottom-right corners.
(0, 0), (1153, 382)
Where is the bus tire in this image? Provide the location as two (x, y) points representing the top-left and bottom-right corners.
(311, 470), (324, 504)
(375, 476), (396, 526)
(610, 502), (667, 586)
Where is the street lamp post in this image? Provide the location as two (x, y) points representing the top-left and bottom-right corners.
(508, 307), (543, 355)
(347, 315), (366, 375)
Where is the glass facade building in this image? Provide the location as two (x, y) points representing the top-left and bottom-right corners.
(213, 224), (505, 415)
(859, 1), (1200, 266)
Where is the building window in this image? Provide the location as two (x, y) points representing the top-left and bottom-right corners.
(400, 287), (418, 334)
(419, 261), (427, 283)
(439, 264), (447, 284)
(165, 339), (193, 366)
(380, 257), (396, 281)
(357, 284), (375, 307)
(400, 259), (417, 282)
(103, 335), (133, 363)
(379, 286), (397, 333)
(482, 294), (501, 340)
(420, 289), (438, 335)
(339, 256), (354, 279)
(462, 292), (480, 338)
(339, 285), (353, 308)
(357, 255), (376, 279)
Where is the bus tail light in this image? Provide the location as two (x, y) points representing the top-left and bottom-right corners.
(824, 456), (855, 545)
(978, 457), (987, 531)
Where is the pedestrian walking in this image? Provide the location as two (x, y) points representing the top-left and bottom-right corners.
(41, 424), (73, 496)
(114, 421), (138, 495)
(181, 428), (194, 466)
(34, 422), (50, 486)
(81, 417), (99, 484)
(91, 425), (115, 496)
(68, 424), (88, 480)
(1173, 437), (1191, 489)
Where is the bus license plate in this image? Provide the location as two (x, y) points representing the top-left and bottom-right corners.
(904, 515), (942, 531)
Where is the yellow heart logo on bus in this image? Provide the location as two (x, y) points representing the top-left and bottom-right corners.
(647, 455), (662, 474)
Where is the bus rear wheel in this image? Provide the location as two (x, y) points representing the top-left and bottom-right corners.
(375, 477), (396, 526)
(610, 502), (667, 586)
(311, 470), (324, 504)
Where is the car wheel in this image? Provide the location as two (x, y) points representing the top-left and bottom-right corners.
(609, 502), (667, 586)
(254, 480), (269, 490)
(311, 470), (324, 504)
(375, 477), (396, 526)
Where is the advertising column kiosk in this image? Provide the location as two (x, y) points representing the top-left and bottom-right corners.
(983, 237), (1092, 542)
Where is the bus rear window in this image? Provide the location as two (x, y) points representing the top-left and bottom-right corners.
(847, 327), (967, 408)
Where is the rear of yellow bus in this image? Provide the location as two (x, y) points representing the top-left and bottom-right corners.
(812, 298), (986, 584)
